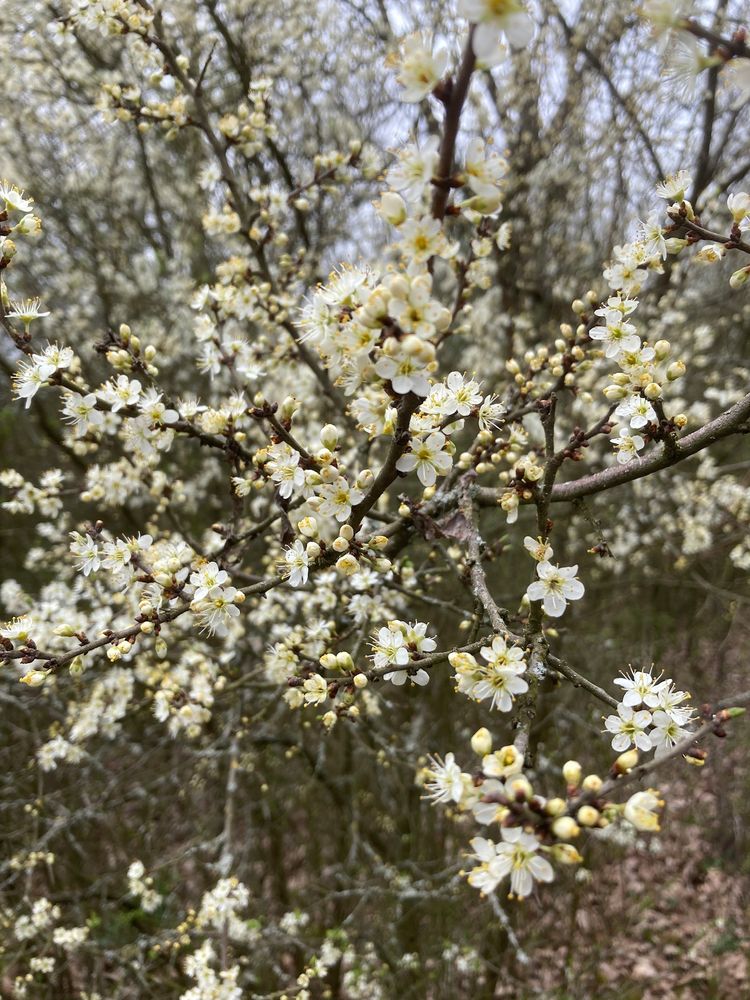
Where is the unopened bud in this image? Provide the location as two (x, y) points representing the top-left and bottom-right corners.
(603, 384), (627, 402)
(562, 760), (582, 787)
(470, 727), (493, 756)
(545, 797), (567, 817)
(69, 656), (85, 677)
(576, 805), (600, 827)
(552, 816), (580, 840)
(20, 670), (47, 687)
(298, 517), (318, 538)
(549, 843), (583, 865)
(53, 624), (78, 637)
(614, 748), (639, 774)
(506, 775), (533, 801)
(581, 774), (603, 794)
(320, 424), (339, 450)
(666, 360), (686, 381)
(377, 191), (407, 226)
(279, 395), (298, 421)
(729, 265), (750, 289)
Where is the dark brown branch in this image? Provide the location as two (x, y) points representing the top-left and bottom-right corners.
(431, 31), (476, 221)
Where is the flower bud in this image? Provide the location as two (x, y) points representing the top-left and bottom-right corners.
(353, 673), (368, 689)
(603, 384), (627, 402)
(470, 727), (493, 756)
(69, 656), (85, 677)
(729, 265), (750, 290)
(548, 843), (583, 865)
(460, 191), (503, 216)
(336, 651), (354, 670)
(644, 381), (662, 400)
(544, 798), (567, 817)
(279, 395), (298, 421)
(562, 760), (582, 787)
(1, 238), (17, 261)
(576, 805), (600, 827)
(506, 775), (533, 801)
(552, 816), (580, 839)
(664, 237), (688, 254)
(581, 774), (603, 794)
(298, 516), (318, 538)
(320, 424), (339, 450)
(305, 541), (321, 559)
(20, 670), (47, 687)
(332, 536), (349, 553)
(666, 360), (686, 381)
(377, 191), (407, 226)
(53, 624), (78, 637)
(614, 748), (639, 774)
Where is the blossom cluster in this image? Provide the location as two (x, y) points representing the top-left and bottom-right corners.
(604, 668), (695, 757)
(421, 727), (666, 900)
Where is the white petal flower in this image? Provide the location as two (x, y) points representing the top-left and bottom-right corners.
(467, 827), (553, 898)
(526, 562), (584, 617)
(604, 704), (653, 752)
(623, 790), (662, 831)
(423, 753), (465, 803)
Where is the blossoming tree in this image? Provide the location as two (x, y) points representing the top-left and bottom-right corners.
(1, 0), (750, 995)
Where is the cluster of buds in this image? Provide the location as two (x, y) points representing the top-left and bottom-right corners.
(99, 323), (159, 377)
